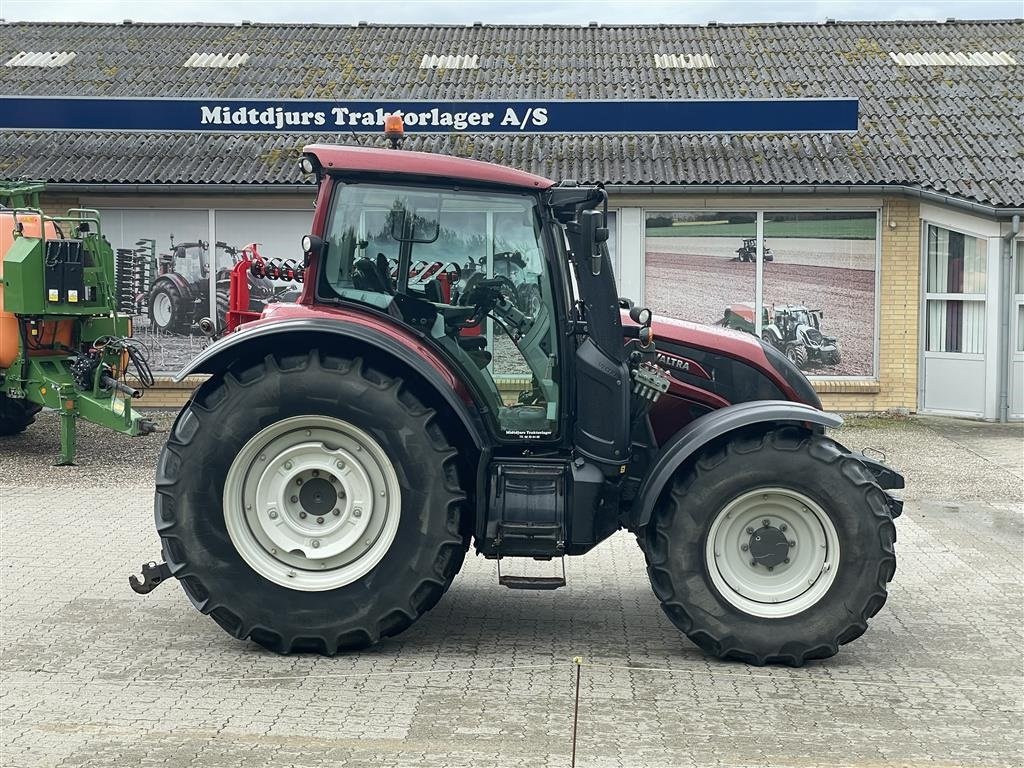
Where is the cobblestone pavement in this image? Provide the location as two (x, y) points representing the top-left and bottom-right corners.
(1, 414), (1021, 767)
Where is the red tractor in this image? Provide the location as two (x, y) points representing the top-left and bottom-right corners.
(137, 141), (902, 666)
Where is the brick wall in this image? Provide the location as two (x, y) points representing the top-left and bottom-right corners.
(817, 196), (920, 414)
(38, 193), (82, 221)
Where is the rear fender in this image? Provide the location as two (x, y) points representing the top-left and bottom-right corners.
(153, 272), (195, 300)
(631, 400), (842, 530)
(174, 317), (485, 451)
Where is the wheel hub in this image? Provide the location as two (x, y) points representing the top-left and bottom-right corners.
(706, 488), (840, 618)
(223, 415), (401, 592)
(298, 476), (338, 517)
(748, 523), (791, 568)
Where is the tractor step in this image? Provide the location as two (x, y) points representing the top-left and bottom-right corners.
(497, 556), (566, 590)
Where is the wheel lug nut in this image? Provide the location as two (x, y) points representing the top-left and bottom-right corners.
(783, 558), (790, 564)
(779, 524), (787, 532)
(299, 511), (307, 519)
(353, 508), (362, 518)
(312, 470), (320, 477)
(740, 543), (749, 551)
(284, 461), (293, 470)
(316, 517), (324, 524)
(290, 495), (298, 503)
(789, 540), (796, 547)
(311, 540), (320, 549)
(336, 460), (345, 469)
(268, 510), (278, 519)
(746, 526), (754, 534)
(750, 560), (757, 567)
(762, 519), (770, 527)
(767, 566), (774, 572)
(332, 508), (341, 516)
(295, 478), (303, 486)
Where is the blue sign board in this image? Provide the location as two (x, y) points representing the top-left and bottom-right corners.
(0, 97), (858, 134)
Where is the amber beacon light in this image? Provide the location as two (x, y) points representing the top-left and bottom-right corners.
(384, 114), (405, 148)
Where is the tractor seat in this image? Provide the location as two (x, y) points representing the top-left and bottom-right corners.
(422, 278), (443, 304)
(352, 256), (392, 294)
(457, 335), (491, 369)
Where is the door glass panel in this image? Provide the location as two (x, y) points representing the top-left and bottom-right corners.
(644, 211), (756, 330)
(319, 182), (560, 438)
(925, 299), (986, 353)
(1016, 240), (1024, 352)
(926, 227), (987, 293)
(925, 225), (988, 355)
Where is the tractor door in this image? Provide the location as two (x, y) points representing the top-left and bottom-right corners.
(317, 181), (565, 441)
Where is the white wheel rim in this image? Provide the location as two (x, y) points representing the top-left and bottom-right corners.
(706, 487), (840, 618)
(152, 292), (172, 326)
(223, 415), (402, 592)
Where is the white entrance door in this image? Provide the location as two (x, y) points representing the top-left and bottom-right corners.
(921, 224), (990, 416)
(1010, 239), (1024, 420)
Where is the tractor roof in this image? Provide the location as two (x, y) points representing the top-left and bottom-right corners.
(304, 145), (554, 191)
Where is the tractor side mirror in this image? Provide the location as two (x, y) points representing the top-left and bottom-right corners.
(580, 209), (609, 276)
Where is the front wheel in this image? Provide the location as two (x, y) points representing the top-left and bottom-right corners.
(643, 427), (896, 666)
(154, 350), (469, 654)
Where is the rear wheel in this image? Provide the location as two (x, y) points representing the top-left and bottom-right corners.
(0, 394), (42, 436)
(155, 350), (469, 653)
(149, 281), (192, 334)
(215, 288), (229, 330)
(643, 427), (896, 666)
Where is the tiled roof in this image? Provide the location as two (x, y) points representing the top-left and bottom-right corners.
(0, 20), (1021, 206)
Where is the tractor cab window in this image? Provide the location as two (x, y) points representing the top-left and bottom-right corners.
(320, 182), (560, 439)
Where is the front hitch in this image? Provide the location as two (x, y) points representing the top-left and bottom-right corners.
(847, 448), (905, 518)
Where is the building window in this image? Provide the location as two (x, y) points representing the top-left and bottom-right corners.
(924, 225), (987, 354)
(643, 209), (756, 336)
(643, 209), (879, 378)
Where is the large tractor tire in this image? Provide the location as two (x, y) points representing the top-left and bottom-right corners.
(785, 342), (807, 368)
(215, 288), (230, 331)
(154, 350), (469, 654)
(643, 426), (896, 666)
(149, 280), (192, 334)
(0, 394), (42, 436)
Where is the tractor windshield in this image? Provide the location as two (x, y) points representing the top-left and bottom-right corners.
(319, 181), (562, 439)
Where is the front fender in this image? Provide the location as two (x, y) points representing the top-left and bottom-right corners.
(631, 400), (842, 530)
(174, 316), (485, 450)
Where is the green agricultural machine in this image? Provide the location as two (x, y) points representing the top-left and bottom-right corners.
(0, 182), (156, 464)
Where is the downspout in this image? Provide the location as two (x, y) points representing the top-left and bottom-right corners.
(998, 214), (1021, 422)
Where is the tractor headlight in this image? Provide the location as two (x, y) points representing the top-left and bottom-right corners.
(299, 157), (316, 175)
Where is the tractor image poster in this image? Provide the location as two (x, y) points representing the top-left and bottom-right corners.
(98, 207), (311, 373)
(644, 210), (877, 377)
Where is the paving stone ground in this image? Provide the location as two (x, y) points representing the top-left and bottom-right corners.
(1, 413), (1021, 767)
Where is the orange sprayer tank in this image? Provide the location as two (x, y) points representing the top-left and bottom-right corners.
(0, 212), (73, 368)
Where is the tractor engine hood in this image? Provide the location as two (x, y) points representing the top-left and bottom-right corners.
(621, 311), (822, 409)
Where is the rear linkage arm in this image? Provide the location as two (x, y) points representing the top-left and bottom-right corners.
(128, 560), (173, 595)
